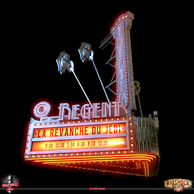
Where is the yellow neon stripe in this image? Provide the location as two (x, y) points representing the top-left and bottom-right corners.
(27, 153), (157, 160)
(31, 158), (153, 164)
(31, 156), (155, 161)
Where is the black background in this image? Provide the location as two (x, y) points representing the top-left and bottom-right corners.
(1, 2), (193, 193)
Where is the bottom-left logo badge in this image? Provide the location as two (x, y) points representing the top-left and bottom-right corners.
(1, 174), (20, 193)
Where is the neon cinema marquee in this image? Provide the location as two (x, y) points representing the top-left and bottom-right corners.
(27, 101), (130, 153)
(24, 100), (159, 177)
(23, 10), (160, 177)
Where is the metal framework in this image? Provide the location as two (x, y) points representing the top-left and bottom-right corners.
(99, 43), (118, 96)
(99, 22), (144, 118)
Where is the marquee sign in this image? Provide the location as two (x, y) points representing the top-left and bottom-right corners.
(23, 11), (160, 178)
(26, 101), (130, 155)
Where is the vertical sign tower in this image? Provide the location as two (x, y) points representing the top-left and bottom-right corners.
(110, 11), (136, 116)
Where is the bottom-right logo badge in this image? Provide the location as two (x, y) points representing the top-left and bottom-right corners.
(164, 178), (193, 192)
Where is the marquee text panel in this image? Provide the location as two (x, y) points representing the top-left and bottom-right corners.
(33, 123), (125, 138)
(31, 137), (126, 151)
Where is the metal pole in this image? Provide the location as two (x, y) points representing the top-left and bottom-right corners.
(110, 48), (116, 59)
(108, 63), (116, 68)
(108, 87), (117, 95)
(91, 59), (110, 104)
(100, 33), (111, 43)
(110, 70), (116, 83)
(137, 94), (143, 117)
(99, 34), (113, 49)
(102, 38), (113, 50)
(102, 41), (110, 50)
(71, 70), (93, 108)
(105, 55), (116, 65)
(105, 80), (116, 88)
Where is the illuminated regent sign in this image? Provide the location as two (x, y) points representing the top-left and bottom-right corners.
(27, 100), (130, 154)
(33, 101), (123, 120)
(58, 101), (122, 120)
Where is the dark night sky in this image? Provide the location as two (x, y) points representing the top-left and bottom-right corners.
(1, 2), (193, 193)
